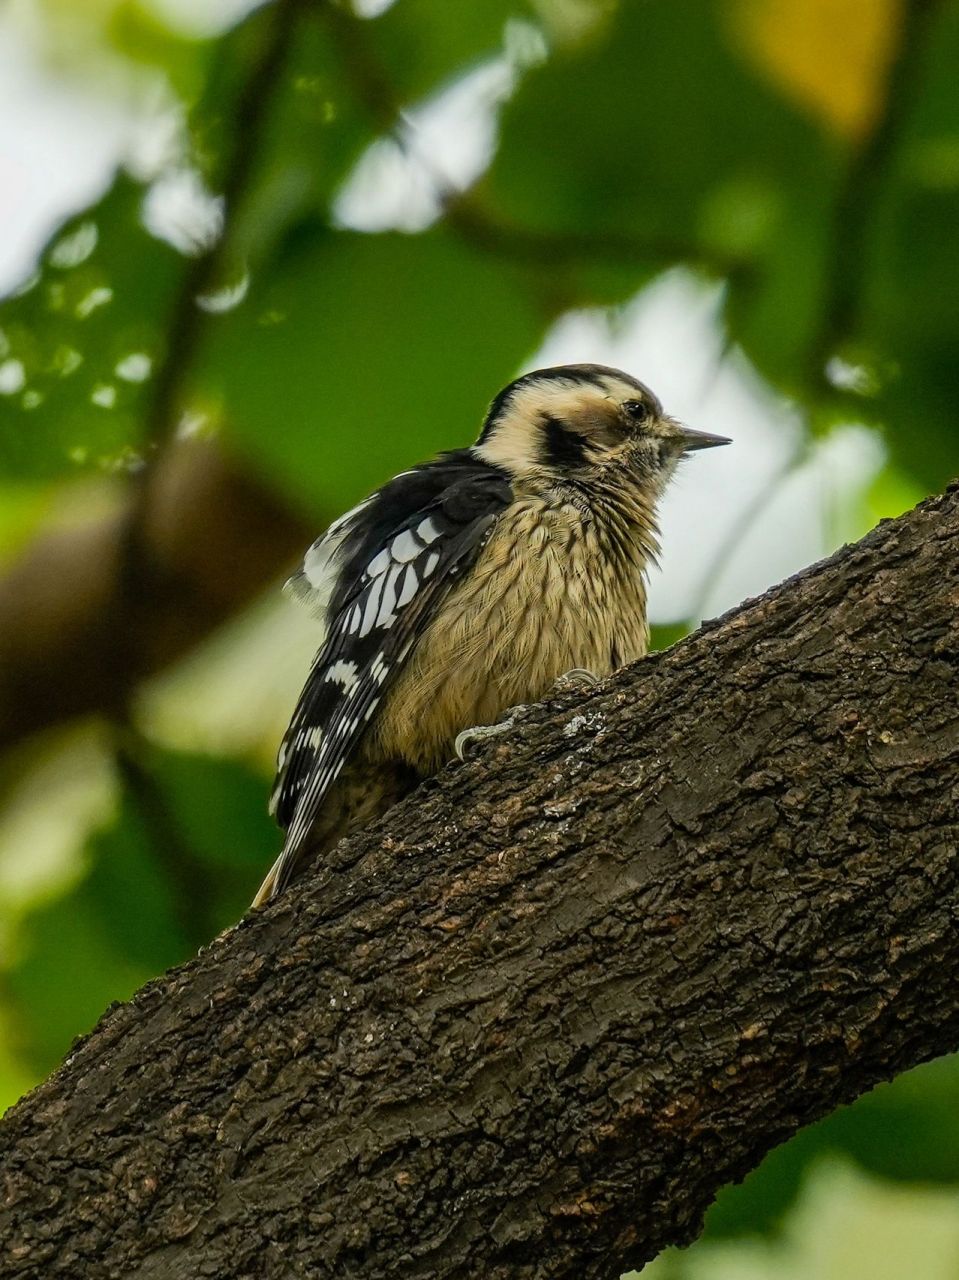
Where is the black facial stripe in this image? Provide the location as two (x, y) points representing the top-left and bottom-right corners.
(542, 414), (589, 468)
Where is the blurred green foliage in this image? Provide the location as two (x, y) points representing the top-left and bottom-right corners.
(203, 228), (543, 507)
(0, 0), (958, 1272)
(0, 178), (181, 476)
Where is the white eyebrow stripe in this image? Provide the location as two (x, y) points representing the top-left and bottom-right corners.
(360, 574), (385, 637)
(390, 529), (421, 563)
(416, 517), (441, 544)
(397, 565), (418, 607)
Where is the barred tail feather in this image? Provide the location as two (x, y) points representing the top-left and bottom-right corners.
(252, 759), (421, 909)
(251, 843), (298, 908)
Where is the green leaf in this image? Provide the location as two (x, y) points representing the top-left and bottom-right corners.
(119, 741), (277, 936)
(6, 791), (184, 1075)
(368, 0), (533, 103)
(864, 461), (926, 525)
(147, 748), (274, 870)
(0, 5), (382, 485)
(855, 3), (959, 492)
(0, 1007), (38, 1116)
(0, 177), (180, 480)
(4, 742), (274, 1080)
(649, 622), (691, 652)
(199, 226), (545, 513)
(484, 0), (837, 380)
(107, 0), (210, 98)
(0, 482), (55, 565)
(196, 8), (375, 275)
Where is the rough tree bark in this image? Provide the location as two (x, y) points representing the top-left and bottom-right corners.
(1, 486), (958, 1279)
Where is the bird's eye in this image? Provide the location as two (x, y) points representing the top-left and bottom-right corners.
(622, 400), (649, 423)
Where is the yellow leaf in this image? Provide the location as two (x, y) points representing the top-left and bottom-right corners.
(731, 0), (903, 139)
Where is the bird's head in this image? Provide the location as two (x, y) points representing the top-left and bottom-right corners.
(473, 364), (729, 498)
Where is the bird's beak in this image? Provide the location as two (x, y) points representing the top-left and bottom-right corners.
(677, 426), (732, 452)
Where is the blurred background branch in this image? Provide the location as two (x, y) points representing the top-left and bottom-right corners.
(0, 439), (309, 752)
(140, 0), (306, 451)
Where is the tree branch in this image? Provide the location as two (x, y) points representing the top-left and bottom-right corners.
(1, 485), (958, 1278)
(143, 0), (306, 454)
(108, 0), (308, 735)
(0, 440), (309, 751)
(0, 0), (313, 754)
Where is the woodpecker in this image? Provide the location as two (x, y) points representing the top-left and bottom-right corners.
(253, 364), (729, 906)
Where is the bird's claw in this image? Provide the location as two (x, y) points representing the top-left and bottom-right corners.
(454, 673), (596, 761)
(551, 667), (600, 694)
(454, 705), (528, 760)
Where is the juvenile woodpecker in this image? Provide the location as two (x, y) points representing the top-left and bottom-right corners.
(253, 364), (728, 905)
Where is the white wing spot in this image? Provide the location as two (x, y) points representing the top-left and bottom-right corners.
(349, 603), (362, 633)
(416, 517), (441, 544)
(326, 660), (359, 691)
(366, 546), (392, 577)
(384, 563), (402, 603)
(397, 565), (418, 607)
(423, 551), (439, 578)
(390, 529), (420, 563)
(371, 655), (390, 684)
(378, 564), (401, 624)
(292, 497), (372, 614)
(360, 575), (385, 637)
(364, 698), (380, 721)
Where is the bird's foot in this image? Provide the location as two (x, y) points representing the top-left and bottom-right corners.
(454, 705), (529, 760)
(551, 667), (600, 694)
(454, 673), (599, 760)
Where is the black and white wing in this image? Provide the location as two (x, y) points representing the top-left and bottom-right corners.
(254, 451), (512, 905)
